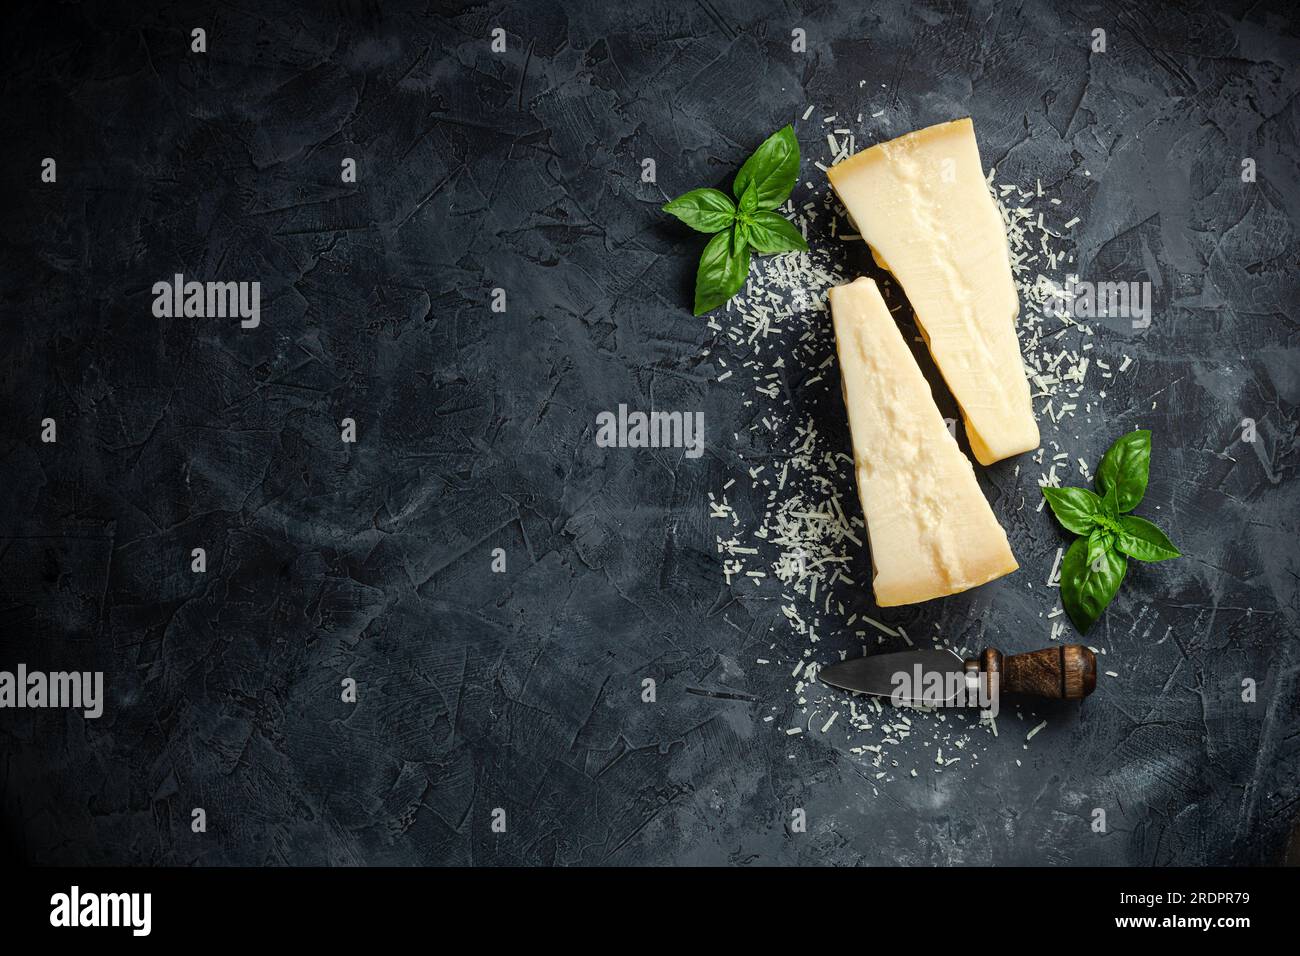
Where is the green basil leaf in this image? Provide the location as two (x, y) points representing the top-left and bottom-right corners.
(1115, 515), (1181, 562)
(1101, 483), (1120, 520)
(733, 125), (800, 210)
(1060, 536), (1127, 634)
(662, 188), (737, 234)
(693, 227), (751, 316)
(738, 181), (758, 217)
(1086, 528), (1114, 566)
(1096, 429), (1151, 512)
(1041, 486), (1104, 535)
(744, 210), (808, 254)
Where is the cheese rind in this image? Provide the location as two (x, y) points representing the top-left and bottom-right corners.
(830, 277), (1018, 606)
(827, 118), (1039, 464)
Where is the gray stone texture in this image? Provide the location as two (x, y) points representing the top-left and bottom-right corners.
(0, 0), (1296, 865)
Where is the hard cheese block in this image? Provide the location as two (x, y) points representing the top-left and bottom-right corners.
(830, 277), (1018, 606)
(827, 117), (1039, 465)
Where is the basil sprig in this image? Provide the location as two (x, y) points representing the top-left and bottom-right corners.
(1043, 430), (1181, 633)
(662, 125), (808, 316)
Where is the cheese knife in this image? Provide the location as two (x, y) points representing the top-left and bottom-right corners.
(818, 645), (1097, 704)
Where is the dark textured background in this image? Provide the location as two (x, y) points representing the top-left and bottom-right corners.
(1, 0), (1297, 866)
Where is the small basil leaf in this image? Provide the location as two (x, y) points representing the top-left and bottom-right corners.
(693, 227), (751, 316)
(733, 221), (754, 256)
(1115, 515), (1181, 562)
(739, 181), (758, 217)
(662, 188), (737, 234)
(1096, 429), (1151, 512)
(1041, 486), (1103, 535)
(1101, 482), (1120, 520)
(1086, 528), (1114, 566)
(733, 125), (800, 210)
(1060, 537), (1127, 634)
(744, 210), (809, 254)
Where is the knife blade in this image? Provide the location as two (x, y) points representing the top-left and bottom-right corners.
(819, 649), (969, 702)
(818, 644), (1097, 704)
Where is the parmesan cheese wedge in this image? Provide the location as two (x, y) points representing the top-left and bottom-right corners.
(830, 277), (1018, 606)
(827, 118), (1039, 464)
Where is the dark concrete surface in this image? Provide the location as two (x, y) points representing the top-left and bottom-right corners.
(0, 0), (1297, 865)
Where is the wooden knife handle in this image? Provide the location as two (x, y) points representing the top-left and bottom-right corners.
(963, 645), (1097, 700)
